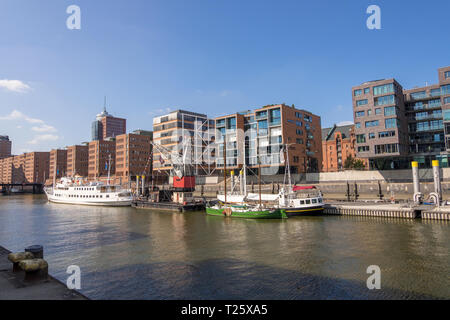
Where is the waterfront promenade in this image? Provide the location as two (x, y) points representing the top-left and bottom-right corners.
(0, 246), (86, 300)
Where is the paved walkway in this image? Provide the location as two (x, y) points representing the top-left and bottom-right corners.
(0, 246), (87, 300)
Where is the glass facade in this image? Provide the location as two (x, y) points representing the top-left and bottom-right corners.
(356, 99), (368, 106)
(384, 106), (396, 116)
(373, 83), (394, 96)
(375, 95), (395, 106)
(385, 118), (397, 128)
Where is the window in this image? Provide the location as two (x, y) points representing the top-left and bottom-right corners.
(378, 131), (395, 138)
(444, 110), (450, 121)
(369, 133), (375, 139)
(354, 89), (362, 96)
(375, 108), (381, 115)
(295, 112), (302, 119)
(373, 83), (394, 96)
(356, 134), (366, 143)
(355, 111), (365, 117)
(356, 99), (368, 106)
(364, 88), (370, 94)
(445, 71), (450, 79)
(411, 91), (426, 100)
(441, 84), (450, 96)
(358, 146), (369, 152)
(296, 138), (303, 144)
(367, 109), (372, 116)
(429, 99), (441, 108)
(375, 95), (395, 106)
(296, 129), (303, 135)
(385, 118), (397, 128)
(431, 88), (441, 97)
(296, 121), (302, 127)
(444, 97), (450, 105)
(384, 106), (396, 116)
(375, 143), (399, 154)
(365, 120), (379, 127)
(355, 122), (361, 128)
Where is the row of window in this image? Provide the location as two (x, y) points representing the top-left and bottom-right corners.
(354, 84), (394, 97)
(356, 130), (396, 143)
(355, 106), (396, 118)
(355, 118), (397, 129)
(54, 194), (110, 198)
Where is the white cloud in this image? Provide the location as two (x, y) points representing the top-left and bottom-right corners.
(0, 80), (31, 93)
(337, 121), (354, 126)
(0, 110), (44, 124)
(28, 134), (59, 145)
(148, 107), (172, 115)
(31, 124), (57, 133)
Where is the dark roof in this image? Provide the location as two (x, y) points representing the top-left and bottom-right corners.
(322, 124), (354, 141)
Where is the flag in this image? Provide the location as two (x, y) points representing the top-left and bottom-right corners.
(280, 148), (285, 164)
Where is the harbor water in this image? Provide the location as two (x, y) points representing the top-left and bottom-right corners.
(0, 194), (449, 299)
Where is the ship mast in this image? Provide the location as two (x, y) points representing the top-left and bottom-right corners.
(107, 154), (112, 186)
(223, 134), (227, 204)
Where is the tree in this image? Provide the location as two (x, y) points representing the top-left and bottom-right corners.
(344, 155), (366, 170)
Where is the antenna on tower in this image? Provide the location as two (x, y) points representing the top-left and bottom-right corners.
(103, 96), (107, 112)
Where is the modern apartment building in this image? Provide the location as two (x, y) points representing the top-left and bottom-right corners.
(216, 104), (322, 175)
(321, 124), (360, 172)
(152, 110), (215, 177)
(0, 152), (49, 184)
(115, 131), (153, 183)
(49, 149), (68, 181)
(352, 66), (450, 169)
(0, 135), (12, 159)
(91, 107), (126, 141)
(88, 139), (116, 180)
(67, 145), (89, 177)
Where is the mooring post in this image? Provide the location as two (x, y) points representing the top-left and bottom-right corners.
(346, 181), (350, 201)
(412, 161), (423, 204)
(377, 181), (383, 200)
(432, 160), (441, 205)
(354, 182), (359, 201)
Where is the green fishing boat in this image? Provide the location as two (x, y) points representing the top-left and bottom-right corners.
(206, 204), (287, 219)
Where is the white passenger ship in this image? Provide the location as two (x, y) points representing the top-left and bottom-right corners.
(44, 177), (133, 207)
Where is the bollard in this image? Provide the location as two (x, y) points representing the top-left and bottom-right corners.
(432, 160), (441, 201)
(412, 161), (422, 204)
(25, 245), (44, 259)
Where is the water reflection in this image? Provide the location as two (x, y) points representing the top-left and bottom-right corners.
(0, 195), (448, 299)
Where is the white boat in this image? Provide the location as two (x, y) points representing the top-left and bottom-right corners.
(44, 177), (133, 207)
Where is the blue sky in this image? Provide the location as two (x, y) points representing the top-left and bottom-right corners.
(0, 0), (449, 154)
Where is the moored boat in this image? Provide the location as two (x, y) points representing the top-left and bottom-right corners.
(206, 203), (287, 219)
(44, 177), (133, 207)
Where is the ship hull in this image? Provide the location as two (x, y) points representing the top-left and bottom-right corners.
(280, 205), (324, 217)
(206, 207), (287, 219)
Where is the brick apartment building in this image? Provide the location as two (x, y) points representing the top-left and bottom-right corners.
(152, 110), (215, 178)
(67, 145), (89, 177)
(91, 107), (126, 141)
(115, 130), (153, 183)
(88, 139), (116, 180)
(49, 149), (68, 181)
(321, 124), (360, 172)
(0, 136), (12, 159)
(0, 152), (49, 184)
(216, 104), (322, 175)
(352, 66), (450, 169)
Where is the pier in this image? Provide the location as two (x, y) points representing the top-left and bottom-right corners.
(0, 183), (44, 195)
(323, 202), (450, 221)
(0, 246), (87, 300)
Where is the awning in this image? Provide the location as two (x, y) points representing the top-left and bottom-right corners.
(292, 186), (316, 191)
